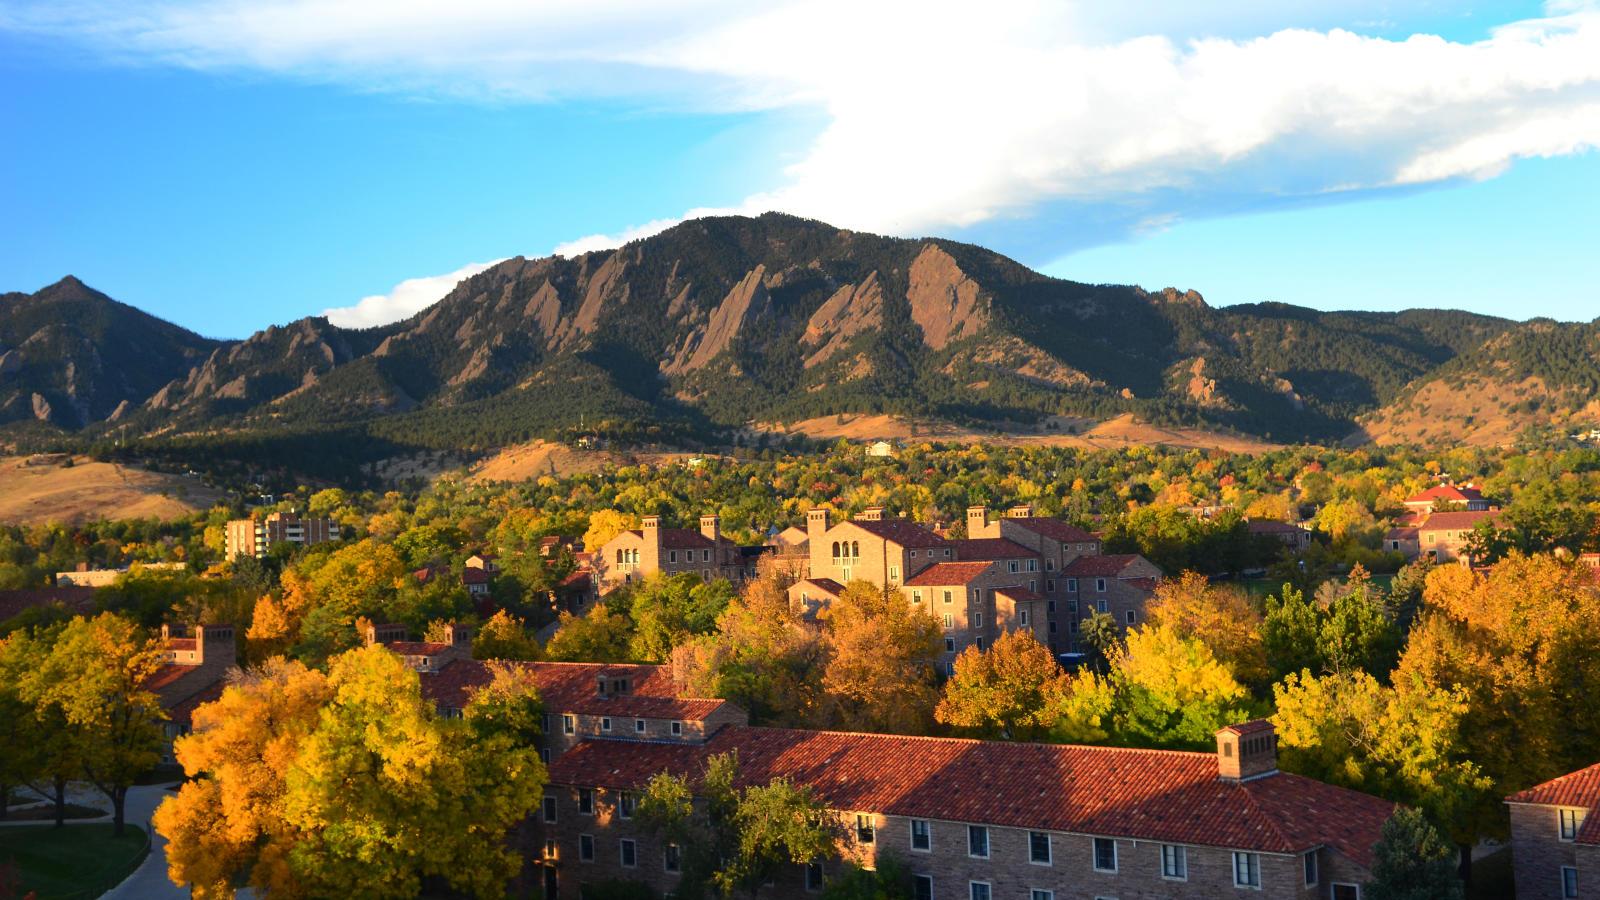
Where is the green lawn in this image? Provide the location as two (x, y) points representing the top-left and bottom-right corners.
(0, 823), (148, 899)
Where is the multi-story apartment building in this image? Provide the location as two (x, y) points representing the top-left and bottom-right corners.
(532, 717), (1393, 900)
(598, 515), (757, 589)
(224, 511), (341, 560)
(1058, 554), (1163, 653)
(1508, 762), (1600, 899)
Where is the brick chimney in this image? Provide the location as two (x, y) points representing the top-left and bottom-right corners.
(1216, 720), (1278, 782)
(806, 508), (830, 546)
(195, 623), (237, 668)
(700, 514), (721, 544)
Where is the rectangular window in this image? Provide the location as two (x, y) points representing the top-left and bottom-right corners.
(1563, 866), (1578, 899)
(943, 590), (953, 604)
(1096, 578), (1107, 592)
(910, 819), (931, 851)
(1028, 560), (1038, 572)
(619, 791), (635, 819)
(943, 614), (954, 629)
(1008, 561), (1019, 573)
(967, 825), (989, 858)
(664, 844), (681, 873)
(579, 834), (595, 862)
(703, 550), (711, 562)
(1331, 885), (1361, 900)
(1125, 610), (1136, 625)
(973, 613), (983, 628)
(1161, 844), (1187, 880)
(975, 638), (985, 651)
(1096, 599), (1108, 613)
(543, 794), (558, 823)
(856, 814), (875, 844)
(1093, 838), (1116, 872)
(806, 862), (824, 892)
(635, 719), (646, 734)
(563, 715), (575, 735)
(671, 721), (684, 736)
(1304, 850), (1318, 886)
(1560, 808), (1586, 841)
(1020, 609), (1029, 627)
(913, 875), (933, 900)
(944, 637), (956, 652)
(1047, 583), (1055, 595)
(912, 590), (923, 604)
(969, 883), (990, 900)
(1030, 892), (1051, 900)
(889, 566), (900, 581)
(1028, 831), (1051, 864)
(540, 747), (551, 764)
(1066, 578), (1078, 592)
(669, 551), (677, 563)
(578, 788), (594, 815)
(620, 839), (637, 868)
(601, 717), (612, 732)
(1233, 852), (1261, 888)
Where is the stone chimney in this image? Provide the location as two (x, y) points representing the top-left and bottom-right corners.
(967, 506), (988, 535)
(806, 508), (830, 545)
(445, 622), (472, 648)
(855, 506), (885, 522)
(1216, 720), (1278, 782)
(1007, 504), (1035, 519)
(196, 623), (237, 668)
(700, 514), (722, 544)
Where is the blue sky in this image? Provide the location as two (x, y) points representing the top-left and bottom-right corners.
(2, 1), (1599, 337)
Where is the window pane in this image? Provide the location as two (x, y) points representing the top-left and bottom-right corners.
(1029, 831), (1050, 863)
(968, 826), (988, 856)
(914, 875), (933, 900)
(969, 883), (990, 900)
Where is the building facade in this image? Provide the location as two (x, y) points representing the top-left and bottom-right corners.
(1508, 763), (1600, 899)
(225, 512), (341, 560)
(598, 515), (757, 589)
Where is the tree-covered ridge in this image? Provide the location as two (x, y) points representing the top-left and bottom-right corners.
(3, 213), (1552, 453)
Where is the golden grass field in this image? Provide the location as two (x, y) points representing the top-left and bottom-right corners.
(0, 455), (222, 525)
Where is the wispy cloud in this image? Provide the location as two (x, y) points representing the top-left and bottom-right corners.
(322, 259), (505, 328)
(11, 0), (1600, 307)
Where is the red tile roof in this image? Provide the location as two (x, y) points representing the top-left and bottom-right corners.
(904, 561), (997, 587)
(0, 586), (98, 624)
(994, 587), (1044, 603)
(462, 568), (491, 585)
(420, 659), (728, 720)
(1063, 554), (1144, 577)
(1508, 763), (1600, 845)
(1007, 518), (1099, 545)
(168, 680), (226, 728)
(1407, 485), (1486, 504)
(847, 518), (948, 548)
(796, 578), (845, 595)
(1418, 510), (1503, 532)
(547, 726), (1393, 865)
(1384, 527), (1419, 540)
(165, 638), (197, 652)
(949, 539), (1036, 560)
(625, 528), (718, 550)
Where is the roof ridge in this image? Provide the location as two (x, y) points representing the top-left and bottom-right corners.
(1508, 760), (1600, 801)
(732, 724), (1214, 759)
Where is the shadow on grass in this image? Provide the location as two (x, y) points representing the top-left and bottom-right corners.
(0, 822), (148, 899)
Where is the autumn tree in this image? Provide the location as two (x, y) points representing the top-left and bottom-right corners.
(544, 603), (634, 662)
(0, 632), (48, 822)
(156, 658), (333, 898)
(1145, 571), (1268, 689)
(935, 630), (1070, 740)
(29, 613), (166, 835)
(472, 609), (543, 661)
(1108, 624), (1251, 749)
(673, 574), (824, 725)
(583, 510), (639, 555)
(617, 572), (735, 662)
(818, 582), (941, 734)
(1078, 611), (1120, 675)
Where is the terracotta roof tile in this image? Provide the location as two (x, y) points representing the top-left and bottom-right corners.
(904, 561), (997, 587)
(949, 539), (1036, 560)
(462, 568), (491, 585)
(547, 726), (1393, 864)
(1508, 761), (1600, 809)
(386, 641), (452, 656)
(847, 519), (948, 548)
(168, 680), (226, 728)
(1407, 485), (1486, 504)
(1063, 554), (1143, 577)
(165, 638), (197, 652)
(796, 578), (845, 595)
(1418, 510), (1503, 531)
(1008, 518), (1099, 545)
(420, 659), (727, 720)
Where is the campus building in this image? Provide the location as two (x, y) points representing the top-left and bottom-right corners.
(1508, 763), (1600, 899)
(146, 622), (237, 761)
(598, 515), (759, 589)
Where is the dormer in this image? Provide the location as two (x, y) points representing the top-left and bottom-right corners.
(1216, 720), (1278, 782)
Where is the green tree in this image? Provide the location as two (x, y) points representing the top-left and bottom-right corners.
(544, 603), (634, 662)
(1364, 808), (1464, 900)
(1262, 585), (1321, 680)
(1109, 624), (1251, 749)
(1079, 611), (1120, 675)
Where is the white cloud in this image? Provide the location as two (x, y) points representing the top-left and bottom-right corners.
(8, 0), (1600, 262)
(322, 259), (506, 328)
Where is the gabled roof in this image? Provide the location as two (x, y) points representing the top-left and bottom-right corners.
(387, 641), (452, 656)
(462, 568), (491, 585)
(1507, 762), (1600, 845)
(845, 518), (947, 548)
(1063, 554), (1145, 577)
(994, 586), (1044, 603)
(949, 538), (1036, 560)
(1407, 485), (1486, 504)
(1006, 517), (1099, 545)
(904, 561), (996, 587)
(546, 726), (1393, 866)
(626, 528), (718, 550)
(795, 578), (845, 596)
(1246, 519), (1304, 535)
(1384, 527), (1419, 540)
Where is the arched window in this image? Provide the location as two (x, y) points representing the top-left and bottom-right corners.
(832, 541), (840, 560)
(616, 549), (624, 564)
(851, 541), (860, 558)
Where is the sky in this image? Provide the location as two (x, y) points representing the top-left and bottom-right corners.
(2, 1), (1599, 338)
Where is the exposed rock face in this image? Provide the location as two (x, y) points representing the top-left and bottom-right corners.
(907, 245), (988, 350)
(803, 272), (884, 368)
(664, 265), (770, 375)
(1185, 357), (1219, 406)
(31, 392), (51, 421)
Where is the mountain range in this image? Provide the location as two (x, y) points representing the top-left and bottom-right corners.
(3, 213), (1596, 460)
